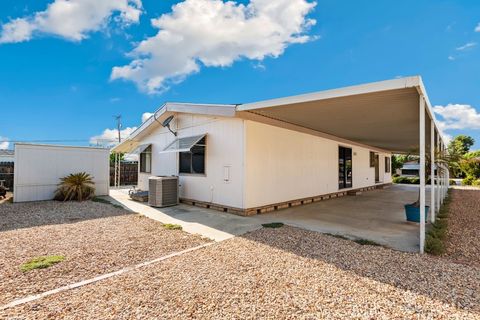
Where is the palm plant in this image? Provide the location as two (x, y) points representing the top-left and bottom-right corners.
(54, 172), (95, 201)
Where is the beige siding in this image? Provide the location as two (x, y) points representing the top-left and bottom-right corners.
(138, 114), (245, 209)
(244, 120), (391, 208)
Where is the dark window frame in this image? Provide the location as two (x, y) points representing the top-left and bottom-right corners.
(385, 157), (391, 173)
(339, 146), (353, 189)
(140, 146), (152, 173)
(179, 137), (206, 175)
(401, 169), (419, 176)
(369, 151), (376, 168)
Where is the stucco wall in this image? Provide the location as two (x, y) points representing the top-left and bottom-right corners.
(137, 114), (245, 209)
(244, 120), (391, 208)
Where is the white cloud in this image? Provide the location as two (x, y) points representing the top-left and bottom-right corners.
(0, 0), (143, 43)
(448, 55), (455, 61)
(141, 112), (154, 122)
(442, 133), (452, 144)
(89, 126), (137, 146)
(475, 23), (480, 32)
(111, 0), (317, 94)
(0, 137), (9, 150)
(456, 42), (477, 51)
(433, 104), (480, 131)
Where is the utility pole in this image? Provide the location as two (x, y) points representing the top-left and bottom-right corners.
(113, 115), (122, 188)
(115, 115), (122, 143)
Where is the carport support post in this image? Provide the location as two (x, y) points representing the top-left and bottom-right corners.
(419, 96), (426, 254)
(441, 144), (445, 203)
(430, 122), (435, 223)
(436, 132), (441, 213)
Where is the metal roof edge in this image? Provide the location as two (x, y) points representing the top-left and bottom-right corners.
(237, 76), (421, 112)
(14, 143), (109, 150)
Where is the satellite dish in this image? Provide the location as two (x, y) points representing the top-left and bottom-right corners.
(162, 115), (174, 127)
(161, 115), (177, 136)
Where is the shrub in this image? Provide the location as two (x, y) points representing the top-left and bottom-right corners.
(432, 218), (448, 230)
(462, 175), (476, 186)
(472, 179), (480, 187)
(392, 173), (400, 178)
(163, 223), (182, 230)
(54, 172), (95, 201)
(20, 255), (65, 272)
(449, 179), (457, 185)
(428, 227), (447, 240)
(425, 235), (444, 255)
(393, 176), (421, 184)
(410, 177), (420, 184)
(262, 222), (284, 228)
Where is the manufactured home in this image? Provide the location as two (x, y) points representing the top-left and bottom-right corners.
(113, 76), (450, 252)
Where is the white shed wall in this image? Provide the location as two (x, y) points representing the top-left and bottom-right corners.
(14, 144), (110, 202)
(138, 114), (245, 209)
(244, 121), (391, 208)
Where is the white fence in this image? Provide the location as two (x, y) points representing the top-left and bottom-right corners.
(14, 144), (110, 202)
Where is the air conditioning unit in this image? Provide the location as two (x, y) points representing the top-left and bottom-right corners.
(148, 176), (179, 207)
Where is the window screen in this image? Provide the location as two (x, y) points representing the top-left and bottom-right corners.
(140, 146), (152, 173)
(179, 137), (206, 174)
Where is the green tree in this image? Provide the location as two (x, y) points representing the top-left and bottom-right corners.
(391, 154), (410, 172)
(110, 152), (125, 164)
(447, 135), (475, 178)
(448, 135), (475, 156)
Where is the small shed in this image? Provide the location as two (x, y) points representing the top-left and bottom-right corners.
(14, 143), (110, 202)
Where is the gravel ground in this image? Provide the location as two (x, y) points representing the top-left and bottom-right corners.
(2, 225), (479, 319)
(444, 189), (480, 267)
(0, 200), (210, 306)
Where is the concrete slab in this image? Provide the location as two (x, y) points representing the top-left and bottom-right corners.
(109, 184), (430, 252)
(254, 184), (431, 252)
(108, 189), (260, 242)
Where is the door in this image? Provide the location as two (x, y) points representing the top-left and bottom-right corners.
(339, 146), (353, 189)
(375, 154), (380, 183)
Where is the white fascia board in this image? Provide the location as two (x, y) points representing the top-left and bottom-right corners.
(415, 77), (449, 147)
(111, 102), (236, 153)
(15, 143), (109, 151)
(237, 76), (421, 112)
(165, 102), (237, 117)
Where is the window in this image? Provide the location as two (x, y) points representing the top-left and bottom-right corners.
(369, 151), (376, 167)
(140, 146), (152, 173)
(179, 137), (206, 174)
(339, 146), (353, 189)
(385, 157), (391, 173)
(401, 169), (419, 176)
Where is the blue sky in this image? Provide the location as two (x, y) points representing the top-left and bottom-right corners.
(0, 0), (479, 149)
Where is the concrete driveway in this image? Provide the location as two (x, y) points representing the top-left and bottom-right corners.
(109, 184), (429, 252)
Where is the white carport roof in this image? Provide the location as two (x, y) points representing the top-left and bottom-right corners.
(237, 76), (445, 153)
(113, 76), (447, 155)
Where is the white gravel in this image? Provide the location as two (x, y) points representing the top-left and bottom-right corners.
(2, 225), (479, 319)
(0, 200), (210, 306)
(444, 189), (480, 267)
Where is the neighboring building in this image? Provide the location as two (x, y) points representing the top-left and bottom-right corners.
(399, 160), (437, 177)
(0, 149), (14, 163)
